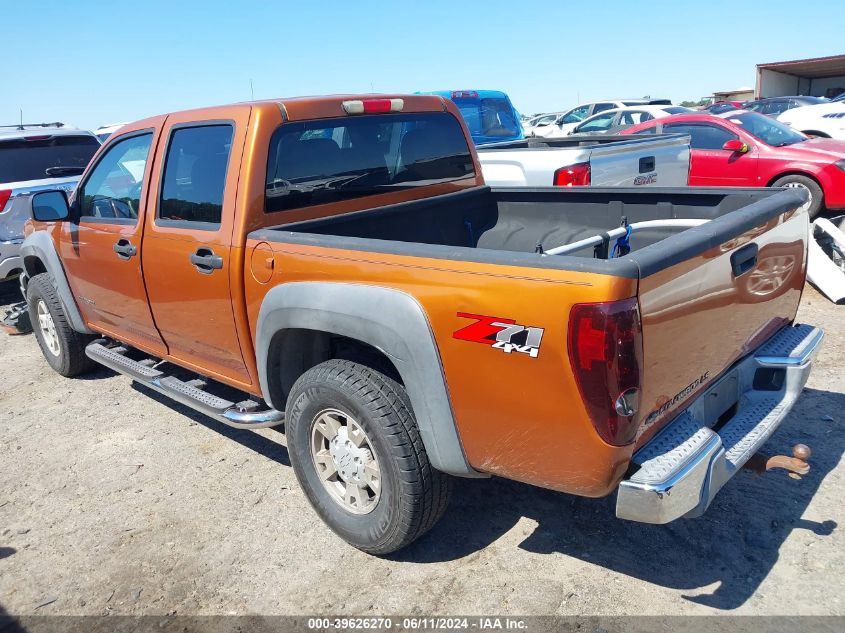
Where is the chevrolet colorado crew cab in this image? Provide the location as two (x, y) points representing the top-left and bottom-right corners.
(21, 94), (822, 554)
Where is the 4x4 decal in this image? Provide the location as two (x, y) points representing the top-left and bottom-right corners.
(453, 312), (544, 358)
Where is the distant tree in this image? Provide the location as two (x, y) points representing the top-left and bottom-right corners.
(680, 97), (710, 107)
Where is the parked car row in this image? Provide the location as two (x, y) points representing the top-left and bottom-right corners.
(531, 99), (673, 138)
(621, 110), (845, 218)
(519, 91), (845, 217)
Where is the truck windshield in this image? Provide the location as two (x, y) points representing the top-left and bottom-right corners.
(452, 97), (522, 144)
(727, 112), (807, 147)
(265, 112), (475, 213)
(0, 135), (100, 184)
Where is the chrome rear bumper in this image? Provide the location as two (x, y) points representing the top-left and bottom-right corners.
(616, 323), (823, 524)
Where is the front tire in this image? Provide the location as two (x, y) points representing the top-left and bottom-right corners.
(285, 359), (452, 555)
(27, 273), (95, 377)
(772, 174), (824, 219)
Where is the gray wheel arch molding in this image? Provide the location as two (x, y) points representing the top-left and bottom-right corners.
(20, 231), (94, 334)
(255, 282), (484, 478)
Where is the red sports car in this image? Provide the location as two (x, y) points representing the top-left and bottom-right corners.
(622, 110), (845, 218)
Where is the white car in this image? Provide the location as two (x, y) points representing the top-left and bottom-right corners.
(534, 99), (672, 139)
(568, 105), (693, 136)
(522, 113), (563, 137)
(95, 122), (129, 142)
(777, 103), (845, 140)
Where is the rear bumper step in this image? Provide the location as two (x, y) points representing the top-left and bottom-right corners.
(616, 323), (823, 524)
(85, 342), (284, 429)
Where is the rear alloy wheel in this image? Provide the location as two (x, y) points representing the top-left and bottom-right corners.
(772, 174), (824, 219)
(310, 408), (382, 515)
(286, 359), (452, 555)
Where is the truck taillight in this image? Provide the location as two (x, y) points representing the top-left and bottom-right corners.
(553, 162), (591, 186)
(342, 99), (404, 115)
(0, 189), (12, 212)
(568, 297), (643, 446)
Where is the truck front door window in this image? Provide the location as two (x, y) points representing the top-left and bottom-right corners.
(79, 133), (152, 223)
(159, 125), (233, 227)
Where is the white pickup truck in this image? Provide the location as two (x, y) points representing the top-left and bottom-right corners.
(477, 133), (690, 187)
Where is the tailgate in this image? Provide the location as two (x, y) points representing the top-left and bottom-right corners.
(587, 134), (690, 187)
(632, 189), (808, 446)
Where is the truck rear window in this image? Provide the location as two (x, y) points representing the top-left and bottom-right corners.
(265, 112), (474, 213)
(0, 135), (100, 184)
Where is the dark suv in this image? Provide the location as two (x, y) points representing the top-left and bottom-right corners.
(745, 96), (829, 117)
(0, 124), (100, 285)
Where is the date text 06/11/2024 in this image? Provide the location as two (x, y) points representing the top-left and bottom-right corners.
(306, 617), (528, 630)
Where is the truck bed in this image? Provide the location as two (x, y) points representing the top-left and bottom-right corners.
(256, 185), (792, 276)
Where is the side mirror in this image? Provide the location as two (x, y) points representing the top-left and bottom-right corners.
(31, 190), (70, 222)
(723, 139), (749, 153)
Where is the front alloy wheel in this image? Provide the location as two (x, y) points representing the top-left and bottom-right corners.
(36, 299), (61, 357)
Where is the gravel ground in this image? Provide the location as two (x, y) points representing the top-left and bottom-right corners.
(0, 279), (842, 617)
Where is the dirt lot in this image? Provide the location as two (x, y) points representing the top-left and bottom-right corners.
(0, 279), (843, 617)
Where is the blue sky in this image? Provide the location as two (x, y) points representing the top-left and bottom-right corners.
(3, 0), (844, 130)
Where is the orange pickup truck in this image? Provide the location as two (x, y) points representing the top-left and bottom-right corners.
(20, 94), (823, 554)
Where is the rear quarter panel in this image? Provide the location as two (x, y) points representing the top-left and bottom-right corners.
(244, 242), (638, 496)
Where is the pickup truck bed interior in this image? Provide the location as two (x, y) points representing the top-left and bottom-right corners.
(260, 186), (789, 273)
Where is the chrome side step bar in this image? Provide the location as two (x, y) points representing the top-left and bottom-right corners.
(85, 342), (284, 429)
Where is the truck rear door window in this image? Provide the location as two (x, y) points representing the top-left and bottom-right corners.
(265, 112), (474, 213)
(159, 124), (233, 227)
(0, 134), (100, 184)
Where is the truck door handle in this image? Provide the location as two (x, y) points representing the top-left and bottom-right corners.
(113, 239), (137, 260)
(639, 156), (655, 173)
(190, 248), (224, 274)
(731, 242), (758, 277)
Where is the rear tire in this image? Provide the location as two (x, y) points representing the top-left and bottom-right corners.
(27, 273), (95, 377)
(772, 174), (824, 219)
(285, 359), (452, 555)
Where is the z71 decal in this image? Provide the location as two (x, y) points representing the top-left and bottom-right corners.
(453, 313), (544, 358)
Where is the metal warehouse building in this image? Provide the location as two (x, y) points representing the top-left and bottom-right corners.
(756, 53), (845, 99)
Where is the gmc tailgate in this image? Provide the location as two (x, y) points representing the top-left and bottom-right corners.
(617, 187), (823, 523)
(476, 134), (690, 187)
